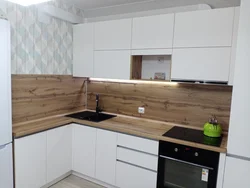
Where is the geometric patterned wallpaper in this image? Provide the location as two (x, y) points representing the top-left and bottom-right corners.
(0, 0), (84, 75)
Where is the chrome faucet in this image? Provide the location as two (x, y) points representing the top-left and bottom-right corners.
(96, 94), (102, 114)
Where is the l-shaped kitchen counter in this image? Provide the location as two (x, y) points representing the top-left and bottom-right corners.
(12, 110), (227, 153)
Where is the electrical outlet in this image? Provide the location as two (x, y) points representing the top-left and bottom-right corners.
(138, 107), (145, 114)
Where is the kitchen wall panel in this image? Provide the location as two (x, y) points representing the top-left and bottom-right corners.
(0, 0), (84, 75)
(88, 81), (232, 131)
(12, 75), (86, 124)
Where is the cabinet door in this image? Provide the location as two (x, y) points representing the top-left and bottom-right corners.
(0, 144), (13, 188)
(116, 161), (157, 188)
(15, 132), (47, 188)
(95, 129), (117, 185)
(132, 14), (174, 49)
(94, 19), (132, 50)
(47, 125), (72, 183)
(229, 7), (240, 86)
(72, 124), (96, 178)
(73, 23), (94, 77)
(94, 50), (131, 79)
(173, 8), (234, 48)
(223, 157), (250, 188)
(171, 48), (231, 82)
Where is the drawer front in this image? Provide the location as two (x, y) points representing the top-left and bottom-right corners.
(117, 133), (159, 155)
(117, 146), (158, 171)
(116, 161), (157, 188)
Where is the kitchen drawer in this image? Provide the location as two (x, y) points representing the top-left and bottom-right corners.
(116, 161), (157, 188)
(117, 133), (159, 155)
(117, 146), (158, 171)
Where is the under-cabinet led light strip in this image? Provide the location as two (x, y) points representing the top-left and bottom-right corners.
(7, 0), (52, 6)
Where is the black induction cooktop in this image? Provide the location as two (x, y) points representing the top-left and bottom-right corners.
(163, 126), (222, 147)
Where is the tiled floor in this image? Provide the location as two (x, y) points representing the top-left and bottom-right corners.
(50, 175), (105, 188)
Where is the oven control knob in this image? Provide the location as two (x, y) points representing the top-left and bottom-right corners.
(174, 148), (178, 152)
(195, 152), (199, 157)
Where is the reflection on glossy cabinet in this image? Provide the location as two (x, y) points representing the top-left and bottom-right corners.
(173, 7), (234, 48)
(15, 132), (47, 188)
(94, 50), (131, 79)
(132, 14), (174, 49)
(72, 124), (97, 178)
(73, 23), (94, 77)
(116, 161), (157, 188)
(95, 129), (117, 185)
(47, 125), (72, 183)
(171, 47), (231, 82)
(94, 19), (132, 50)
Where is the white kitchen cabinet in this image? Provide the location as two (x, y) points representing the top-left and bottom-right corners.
(171, 47), (231, 82)
(116, 161), (157, 188)
(132, 14), (174, 49)
(94, 19), (132, 50)
(73, 23), (94, 77)
(15, 132), (47, 188)
(223, 157), (250, 188)
(47, 125), (72, 183)
(94, 50), (131, 79)
(173, 7), (234, 48)
(95, 129), (117, 185)
(72, 124), (96, 178)
(229, 7), (240, 86)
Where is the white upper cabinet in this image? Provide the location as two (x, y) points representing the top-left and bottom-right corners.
(132, 14), (174, 49)
(47, 125), (72, 183)
(73, 23), (94, 77)
(95, 129), (117, 185)
(94, 50), (131, 79)
(15, 132), (47, 188)
(171, 47), (231, 82)
(72, 124), (97, 178)
(173, 7), (235, 48)
(94, 19), (132, 50)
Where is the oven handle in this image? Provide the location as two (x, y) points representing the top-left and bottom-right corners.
(159, 155), (214, 170)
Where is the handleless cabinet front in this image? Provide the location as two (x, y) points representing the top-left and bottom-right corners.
(14, 132), (47, 188)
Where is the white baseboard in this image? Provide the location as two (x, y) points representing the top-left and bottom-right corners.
(72, 171), (118, 188)
(41, 171), (72, 188)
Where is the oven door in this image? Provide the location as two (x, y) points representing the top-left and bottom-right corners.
(157, 155), (217, 188)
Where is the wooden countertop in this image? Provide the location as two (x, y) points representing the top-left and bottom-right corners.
(13, 110), (228, 153)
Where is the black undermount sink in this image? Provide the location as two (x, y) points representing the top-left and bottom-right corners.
(66, 111), (116, 123)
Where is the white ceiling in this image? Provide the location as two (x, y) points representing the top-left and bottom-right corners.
(64, 0), (241, 10)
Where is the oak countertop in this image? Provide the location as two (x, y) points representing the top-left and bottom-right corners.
(13, 110), (228, 153)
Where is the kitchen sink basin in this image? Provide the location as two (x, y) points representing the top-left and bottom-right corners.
(66, 111), (116, 122)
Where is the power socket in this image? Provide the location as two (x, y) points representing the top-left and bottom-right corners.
(138, 107), (145, 114)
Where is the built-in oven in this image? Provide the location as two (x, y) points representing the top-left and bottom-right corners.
(157, 141), (220, 188)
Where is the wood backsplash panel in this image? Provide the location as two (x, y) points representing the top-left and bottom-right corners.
(87, 81), (232, 131)
(12, 75), (86, 124)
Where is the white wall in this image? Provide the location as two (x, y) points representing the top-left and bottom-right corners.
(141, 55), (171, 80)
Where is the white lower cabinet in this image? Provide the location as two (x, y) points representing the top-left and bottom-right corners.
(95, 129), (117, 185)
(72, 124), (97, 178)
(223, 156), (250, 188)
(15, 132), (47, 188)
(47, 125), (72, 183)
(116, 161), (157, 188)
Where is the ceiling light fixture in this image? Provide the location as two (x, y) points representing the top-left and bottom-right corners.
(6, 0), (52, 6)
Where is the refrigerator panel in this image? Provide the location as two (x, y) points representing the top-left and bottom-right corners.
(0, 143), (13, 188)
(0, 19), (12, 146)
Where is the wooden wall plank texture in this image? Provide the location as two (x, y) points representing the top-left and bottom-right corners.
(12, 75), (86, 124)
(87, 81), (232, 131)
